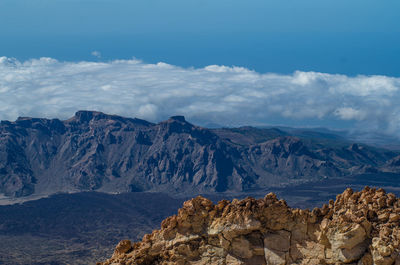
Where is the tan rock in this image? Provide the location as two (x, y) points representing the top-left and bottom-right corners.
(98, 188), (400, 265)
(290, 241), (325, 263)
(357, 252), (373, 265)
(112, 240), (132, 258)
(231, 236), (253, 259)
(225, 254), (245, 265)
(264, 247), (286, 265)
(327, 223), (368, 262)
(264, 230), (291, 252)
(389, 213), (400, 223)
(327, 223), (367, 250)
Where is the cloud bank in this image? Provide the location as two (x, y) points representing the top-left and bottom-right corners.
(1, 57), (400, 137)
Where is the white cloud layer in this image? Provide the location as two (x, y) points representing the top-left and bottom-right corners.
(1, 57), (400, 136)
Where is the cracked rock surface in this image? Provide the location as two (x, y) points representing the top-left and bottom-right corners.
(99, 187), (400, 265)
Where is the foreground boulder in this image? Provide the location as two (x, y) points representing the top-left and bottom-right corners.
(99, 187), (400, 265)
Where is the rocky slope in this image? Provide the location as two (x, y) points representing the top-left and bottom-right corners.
(1, 111), (399, 198)
(100, 187), (400, 265)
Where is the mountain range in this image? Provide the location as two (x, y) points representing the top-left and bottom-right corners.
(2, 111), (400, 264)
(1, 110), (400, 199)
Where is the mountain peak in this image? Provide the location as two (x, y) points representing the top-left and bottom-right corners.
(168, 115), (186, 122)
(73, 110), (105, 122)
(157, 115), (195, 134)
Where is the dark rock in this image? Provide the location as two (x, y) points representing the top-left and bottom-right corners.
(0, 111), (399, 198)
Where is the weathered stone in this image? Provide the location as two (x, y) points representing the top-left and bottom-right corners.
(264, 247), (286, 265)
(99, 188), (400, 265)
(263, 230), (291, 252)
(357, 252), (373, 265)
(112, 240), (132, 258)
(225, 254), (245, 265)
(327, 223), (368, 262)
(231, 236), (253, 259)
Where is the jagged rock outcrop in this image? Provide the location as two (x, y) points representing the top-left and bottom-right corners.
(1, 111), (399, 198)
(99, 187), (400, 265)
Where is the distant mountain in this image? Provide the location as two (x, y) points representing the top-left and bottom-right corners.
(268, 125), (400, 151)
(1, 111), (399, 198)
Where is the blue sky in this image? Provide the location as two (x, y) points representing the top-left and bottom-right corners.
(1, 0), (400, 137)
(1, 0), (400, 75)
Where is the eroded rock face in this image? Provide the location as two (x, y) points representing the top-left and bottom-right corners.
(99, 187), (400, 265)
(1, 111), (399, 198)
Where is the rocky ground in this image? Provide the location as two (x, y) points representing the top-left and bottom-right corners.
(0, 192), (186, 265)
(1, 176), (400, 264)
(100, 187), (400, 265)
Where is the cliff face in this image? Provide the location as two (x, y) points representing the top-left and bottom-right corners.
(1, 111), (399, 198)
(100, 187), (400, 265)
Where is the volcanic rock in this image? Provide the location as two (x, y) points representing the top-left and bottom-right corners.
(0, 111), (399, 198)
(99, 187), (400, 265)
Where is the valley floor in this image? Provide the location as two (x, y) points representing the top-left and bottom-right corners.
(0, 174), (399, 264)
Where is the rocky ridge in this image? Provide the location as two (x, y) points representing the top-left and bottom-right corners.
(100, 187), (400, 265)
(1, 111), (399, 198)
